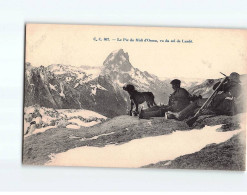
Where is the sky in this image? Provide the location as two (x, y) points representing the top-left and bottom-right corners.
(26, 24), (247, 79)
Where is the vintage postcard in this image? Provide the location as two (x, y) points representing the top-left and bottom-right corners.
(23, 24), (247, 170)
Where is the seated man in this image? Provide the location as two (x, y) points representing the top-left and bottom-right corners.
(139, 79), (200, 119)
(211, 72), (243, 115)
(170, 72), (243, 121)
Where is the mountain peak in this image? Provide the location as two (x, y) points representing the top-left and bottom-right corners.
(103, 49), (132, 72)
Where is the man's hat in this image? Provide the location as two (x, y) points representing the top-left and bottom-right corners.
(230, 72), (240, 83)
(170, 79), (181, 85)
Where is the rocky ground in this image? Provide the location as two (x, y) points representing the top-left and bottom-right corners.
(23, 113), (246, 170)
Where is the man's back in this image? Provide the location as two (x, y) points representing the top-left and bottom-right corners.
(169, 87), (191, 112)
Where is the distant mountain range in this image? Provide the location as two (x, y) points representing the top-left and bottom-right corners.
(24, 49), (246, 117)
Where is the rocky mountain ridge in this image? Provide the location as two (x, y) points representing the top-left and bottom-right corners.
(25, 49), (172, 117)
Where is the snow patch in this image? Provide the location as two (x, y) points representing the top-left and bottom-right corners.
(121, 55), (126, 61)
(46, 125), (243, 168)
(69, 135), (81, 139)
(90, 84), (108, 96)
(68, 118), (100, 127)
(33, 126), (56, 134)
(48, 64), (101, 83)
(59, 83), (65, 98)
(65, 77), (72, 82)
(24, 106), (107, 136)
(56, 109), (107, 120)
(81, 132), (115, 141)
(67, 118), (102, 128)
(74, 83), (79, 88)
(82, 121), (101, 127)
(24, 126), (56, 138)
(91, 87), (97, 96)
(24, 107), (35, 114)
(66, 124), (80, 129)
(96, 84), (107, 91)
(33, 117), (42, 124)
(49, 84), (57, 91)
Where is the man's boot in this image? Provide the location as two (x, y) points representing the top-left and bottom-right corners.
(165, 111), (179, 119)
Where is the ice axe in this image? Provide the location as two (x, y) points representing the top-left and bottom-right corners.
(186, 73), (228, 127)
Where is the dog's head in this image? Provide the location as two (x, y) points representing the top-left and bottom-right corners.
(123, 84), (135, 92)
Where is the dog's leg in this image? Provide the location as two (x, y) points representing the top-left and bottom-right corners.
(150, 92), (157, 106)
(147, 102), (151, 108)
(150, 101), (156, 107)
(130, 100), (134, 116)
(135, 103), (139, 115)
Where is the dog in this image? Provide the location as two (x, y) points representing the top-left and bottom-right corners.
(123, 84), (157, 116)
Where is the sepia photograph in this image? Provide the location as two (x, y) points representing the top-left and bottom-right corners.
(23, 24), (247, 170)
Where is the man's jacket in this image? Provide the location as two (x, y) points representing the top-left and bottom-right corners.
(168, 88), (191, 112)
